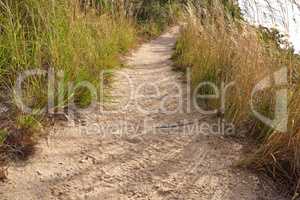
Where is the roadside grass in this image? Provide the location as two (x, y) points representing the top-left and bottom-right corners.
(173, 0), (300, 194)
(0, 0), (137, 167)
(0, 0), (184, 177)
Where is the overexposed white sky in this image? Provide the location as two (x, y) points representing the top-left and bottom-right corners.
(238, 0), (300, 52)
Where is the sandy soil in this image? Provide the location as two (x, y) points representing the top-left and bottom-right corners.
(0, 27), (287, 200)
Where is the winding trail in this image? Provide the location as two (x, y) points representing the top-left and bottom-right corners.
(0, 27), (286, 200)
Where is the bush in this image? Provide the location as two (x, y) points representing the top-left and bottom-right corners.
(132, 0), (183, 37)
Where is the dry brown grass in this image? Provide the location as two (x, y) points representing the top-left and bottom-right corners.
(174, 0), (300, 194)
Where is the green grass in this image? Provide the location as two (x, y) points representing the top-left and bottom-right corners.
(16, 115), (41, 132)
(0, 1), (136, 109)
(0, 0), (183, 163)
(0, 0), (137, 160)
(0, 130), (8, 145)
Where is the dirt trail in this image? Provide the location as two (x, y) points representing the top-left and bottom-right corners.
(0, 27), (286, 200)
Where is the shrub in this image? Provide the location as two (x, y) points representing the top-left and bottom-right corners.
(132, 0), (183, 37)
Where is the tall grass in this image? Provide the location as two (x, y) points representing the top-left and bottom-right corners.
(0, 0), (136, 160)
(174, 0), (300, 193)
(0, 0), (184, 165)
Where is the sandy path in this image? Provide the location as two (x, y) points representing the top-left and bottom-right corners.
(0, 27), (286, 200)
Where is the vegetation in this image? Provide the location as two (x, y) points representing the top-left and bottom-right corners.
(2, 0), (298, 196)
(0, 0), (183, 166)
(174, 0), (300, 194)
(78, 0), (183, 37)
(0, 0), (137, 161)
(131, 0), (182, 37)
